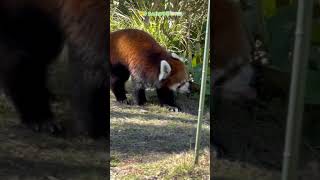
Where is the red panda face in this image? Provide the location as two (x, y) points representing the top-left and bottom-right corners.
(159, 54), (191, 94)
(169, 80), (191, 94)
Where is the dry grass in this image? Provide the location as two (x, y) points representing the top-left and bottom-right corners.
(111, 149), (210, 180)
(110, 85), (210, 179)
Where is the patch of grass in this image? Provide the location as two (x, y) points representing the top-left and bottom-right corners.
(110, 85), (210, 179)
(111, 155), (121, 167)
(114, 149), (209, 179)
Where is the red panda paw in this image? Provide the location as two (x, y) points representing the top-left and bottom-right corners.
(164, 105), (181, 112)
(118, 99), (134, 105)
(25, 119), (64, 137)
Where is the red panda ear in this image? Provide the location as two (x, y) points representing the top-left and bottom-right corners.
(159, 60), (171, 81)
(171, 52), (186, 62)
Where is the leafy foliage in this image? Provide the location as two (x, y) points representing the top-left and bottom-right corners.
(257, 0), (320, 104)
(110, 0), (210, 95)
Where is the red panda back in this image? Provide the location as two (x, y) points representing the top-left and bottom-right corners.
(110, 29), (168, 82)
(213, 0), (251, 68)
(110, 29), (187, 86)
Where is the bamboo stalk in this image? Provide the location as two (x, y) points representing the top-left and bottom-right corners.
(194, 0), (210, 165)
(281, 1), (314, 180)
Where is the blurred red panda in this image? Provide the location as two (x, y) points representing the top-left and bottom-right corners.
(0, 0), (108, 138)
(110, 29), (191, 111)
(213, 0), (256, 100)
(212, 0), (258, 157)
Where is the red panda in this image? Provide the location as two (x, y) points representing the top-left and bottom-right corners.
(212, 0), (257, 157)
(213, 0), (256, 99)
(110, 29), (190, 111)
(0, 0), (108, 138)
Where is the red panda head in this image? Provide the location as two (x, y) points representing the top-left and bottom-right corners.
(158, 53), (191, 94)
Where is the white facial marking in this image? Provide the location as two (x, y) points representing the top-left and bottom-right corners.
(169, 83), (180, 91)
(169, 81), (190, 94)
(171, 53), (185, 62)
(159, 60), (171, 81)
(178, 81), (190, 93)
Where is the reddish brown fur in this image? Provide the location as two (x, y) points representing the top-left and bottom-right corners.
(213, 0), (251, 69)
(110, 29), (187, 87)
(0, 0), (108, 137)
(1, 0), (106, 54)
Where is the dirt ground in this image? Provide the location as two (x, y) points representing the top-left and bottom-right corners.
(0, 94), (107, 180)
(110, 86), (210, 179)
(1, 73), (319, 179)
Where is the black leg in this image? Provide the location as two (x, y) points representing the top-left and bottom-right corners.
(111, 75), (128, 102)
(110, 64), (130, 103)
(3, 60), (60, 133)
(90, 81), (109, 138)
(132, 81), (147, 105)
(69, 67), (109, 138)
(134, 88), (147, 105)
(68, 48), (108, 138)
(65, 4), (108, 138)
(211, 87), (228, 157)
(212, 136), (228, 158)
(156, 87), (180, 111)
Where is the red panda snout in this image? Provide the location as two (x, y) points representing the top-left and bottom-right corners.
(169, 81), (191, 94)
